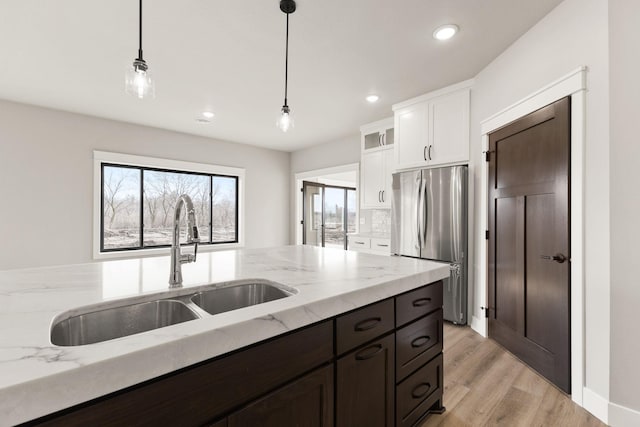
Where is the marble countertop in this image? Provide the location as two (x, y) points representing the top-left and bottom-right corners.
(0, 245), (448, 425)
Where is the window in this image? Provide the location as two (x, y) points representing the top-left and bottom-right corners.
(95, 151), (243, 257)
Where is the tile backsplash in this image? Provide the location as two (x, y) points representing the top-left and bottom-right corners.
(360, 209), (391, 234)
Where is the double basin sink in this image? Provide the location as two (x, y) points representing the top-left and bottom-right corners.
(50, 280), (296, 347)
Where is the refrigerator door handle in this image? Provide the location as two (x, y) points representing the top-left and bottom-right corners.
(423, 177), (428, 244)
(416, 175), (423, 249)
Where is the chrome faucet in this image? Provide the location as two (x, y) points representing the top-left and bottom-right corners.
(169, 194), (200, 287)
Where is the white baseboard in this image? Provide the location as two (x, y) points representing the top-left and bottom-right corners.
(609, 401), (640, 426)
(583, 387), (608, 424)
(470, 315), (487, 337)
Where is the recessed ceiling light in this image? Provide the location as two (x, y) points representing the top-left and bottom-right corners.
(433, 24), (459, 41)
(202, 111), (215, 119)
(366, 95), (379, 103)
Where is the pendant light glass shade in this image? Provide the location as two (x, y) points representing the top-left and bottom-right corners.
(125, 59), (155, 99)
(277, 105), (294, 132)
(126, 0), (154, 99)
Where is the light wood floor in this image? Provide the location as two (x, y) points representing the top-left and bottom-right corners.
(420, 324), (605, 427)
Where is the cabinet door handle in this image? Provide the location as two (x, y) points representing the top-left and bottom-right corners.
(412, 297), (432, 307)
(355, 344), (384, 361)
(381, 190), (385, 203)
(382, 133), (386, 145)
(378, 134), (383, 146)
(411, 382), (432, 399)
(354, 317), (382, 332)
(423, 146), (427, 161)
(428, 145), (433, 160)
(378, 190), (382, 203)
(410, 336), (431, 348)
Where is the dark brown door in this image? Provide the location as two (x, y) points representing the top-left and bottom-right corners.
(228, 365), (334, 427)
(336, 334), (395, 426)
(487, 97), (570, 393)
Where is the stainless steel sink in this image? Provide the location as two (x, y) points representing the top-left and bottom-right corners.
(51, 300), (199, 346)
(50, 281), (296, 346)
(191, 282), (294, 315)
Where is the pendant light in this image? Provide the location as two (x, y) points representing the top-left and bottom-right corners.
(276, 0), (296, 132)
(125, 0), (155, 99)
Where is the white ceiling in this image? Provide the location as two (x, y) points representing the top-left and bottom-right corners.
(0, 0), (563, 152)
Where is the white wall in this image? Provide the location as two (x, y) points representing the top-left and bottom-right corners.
(609, 0), (640, 420)
(290, 134), (360, 174)
(0, 100), (290, 270)
(470, 0), (610, 402)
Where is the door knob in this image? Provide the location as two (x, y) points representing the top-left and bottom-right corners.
(540, 253), (568, 263)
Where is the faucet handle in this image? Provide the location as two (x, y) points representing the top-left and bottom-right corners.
(188, 226), (199, 242)
(192, 240), (198, 262)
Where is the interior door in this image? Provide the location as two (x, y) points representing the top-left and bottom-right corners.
(303, 182), (323, 247)
(324, 187), (346, 249)
(488, 97), (571, 392)
(303, 182), (356, 250)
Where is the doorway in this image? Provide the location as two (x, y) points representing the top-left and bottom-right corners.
(487, 97), (571, 393)
(302, 181), (356, 250)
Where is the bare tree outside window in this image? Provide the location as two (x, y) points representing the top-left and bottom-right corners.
(143, 171), (210, 246)
(103, 166), (141, 249)
(101, 163), (238, 252)
(212, 176), (237, 242)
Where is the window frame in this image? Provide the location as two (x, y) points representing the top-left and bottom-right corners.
(93, 151), (245, 260)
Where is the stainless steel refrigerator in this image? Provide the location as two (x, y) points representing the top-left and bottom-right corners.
(391, 165), (468, 324)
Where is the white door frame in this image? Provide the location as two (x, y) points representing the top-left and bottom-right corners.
(475, 67), (586, 405)
(294, 163), (360, 245)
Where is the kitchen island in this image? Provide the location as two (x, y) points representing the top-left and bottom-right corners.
(0, 245), (449, 426)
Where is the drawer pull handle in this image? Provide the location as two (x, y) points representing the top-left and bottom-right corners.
(412, 297), (432, 307)
(355, 344), (383, 361)
(354, 317), (382, 332)
(354, 241), (365, 245)
(411, 382), (432, 399)
(377, 244), (389, 247)
(411, 336), (431, 348)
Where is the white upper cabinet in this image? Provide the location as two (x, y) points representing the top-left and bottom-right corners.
(393, 80), (472, 170)
(361, 117), (395, 152)
(394, 102), (429, 169)
(360, 118), (394, 209)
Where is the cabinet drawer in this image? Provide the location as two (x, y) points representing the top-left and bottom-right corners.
(396, 309), (443, 382)
(336, 299), (394, 355)
(395, 281), (443, 327)
(396, 353), (443, 427)
(348, 236), (370, 250)
(370, 238), (391, 253)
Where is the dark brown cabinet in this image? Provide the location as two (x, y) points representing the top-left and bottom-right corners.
(396, 354), (443, 427)
(228, 365), (334, 427)
(336, 334), (395, 427)
(27, 281), (444, 427)
(396, 308), (443, 382)
(336, 299), (394, 355)
(395, 281), (444, 426)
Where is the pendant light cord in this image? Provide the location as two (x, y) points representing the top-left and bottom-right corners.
(284, 12), (289, 107)
(138, 0), (144, 60)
